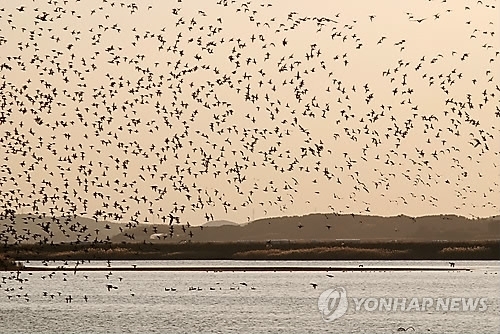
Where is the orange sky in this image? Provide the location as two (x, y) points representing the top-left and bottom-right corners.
(0, 0), (498, 225)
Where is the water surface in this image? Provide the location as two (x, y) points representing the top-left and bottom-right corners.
(1, 260), (498, 333)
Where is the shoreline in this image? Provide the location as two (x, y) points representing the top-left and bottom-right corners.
(20, 266), (472, 272)
(2, 240), (499, 261)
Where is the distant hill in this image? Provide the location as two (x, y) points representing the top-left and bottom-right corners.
(0, 213), (124, 245)
(2, 213), (499, 246)
(202, 220), (238, 227)
(111, 213), (500, 244)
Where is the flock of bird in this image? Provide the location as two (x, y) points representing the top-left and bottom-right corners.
(1, 261), (261, 305)
(0, 0), (498, 245)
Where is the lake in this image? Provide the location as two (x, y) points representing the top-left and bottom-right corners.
(1, 260), (499, 333)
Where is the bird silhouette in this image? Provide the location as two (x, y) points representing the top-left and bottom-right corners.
(0, 0), (496, 249)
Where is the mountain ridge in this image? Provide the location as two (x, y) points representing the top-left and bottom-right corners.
(2, 212), (499, 245)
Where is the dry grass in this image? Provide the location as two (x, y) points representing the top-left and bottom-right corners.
(440, 246), (488, 253)
(1, 240), (498, 261)
(233, 246), (410, 259)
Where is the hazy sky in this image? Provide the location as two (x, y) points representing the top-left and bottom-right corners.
(0, 0), (498, 225)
